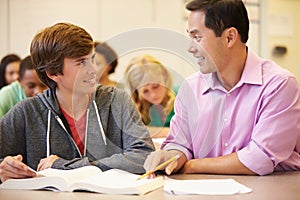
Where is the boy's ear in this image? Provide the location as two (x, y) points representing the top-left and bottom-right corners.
(46, 70), (58, 82)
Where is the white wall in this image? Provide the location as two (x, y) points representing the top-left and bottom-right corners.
(1, 0), (198, 86)
(267, 0), (300, 83)
(2, 0), (299, 85)
(0, 0), (9, 55)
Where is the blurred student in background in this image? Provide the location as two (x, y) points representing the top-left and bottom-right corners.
(125, 54), (178, 138)
(0, 55), (47, 119)
(94, 41), (124, 88)
(0, 54), (21, 89)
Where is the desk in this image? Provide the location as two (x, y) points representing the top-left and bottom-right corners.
(0, 171), (299, 200)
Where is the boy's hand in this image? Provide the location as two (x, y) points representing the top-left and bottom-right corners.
(0, 154), (36, 182)
(37, 155), (59, 171)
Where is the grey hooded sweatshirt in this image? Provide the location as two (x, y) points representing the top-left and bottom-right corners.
(0, 85), (155, 174)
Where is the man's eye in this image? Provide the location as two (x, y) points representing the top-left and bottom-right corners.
(194, 35), (202, 42)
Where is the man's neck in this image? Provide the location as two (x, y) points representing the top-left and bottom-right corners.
(217, 46), (247, 91)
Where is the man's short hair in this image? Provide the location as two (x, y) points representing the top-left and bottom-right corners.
(186, 0), (249, 43)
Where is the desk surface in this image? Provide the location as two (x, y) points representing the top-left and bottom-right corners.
(0, 171), (299, 200)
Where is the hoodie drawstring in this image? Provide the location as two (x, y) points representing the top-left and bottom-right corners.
(45, 100), (107, 158)
(46, 110), (51, 157)
(93, 100), (107, 145)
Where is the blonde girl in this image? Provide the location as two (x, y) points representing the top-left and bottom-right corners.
(125, 55), (177, 138)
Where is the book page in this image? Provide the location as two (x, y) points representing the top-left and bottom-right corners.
(0, 167), (163, 195)
(37, 165), (102, 187)
(0, 166), (102, 192)
(70, 169), (164, 195)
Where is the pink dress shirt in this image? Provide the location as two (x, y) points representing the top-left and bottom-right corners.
(162, 49), (300, 175)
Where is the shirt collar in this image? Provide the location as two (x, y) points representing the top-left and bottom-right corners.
(201, 49), (263, 94)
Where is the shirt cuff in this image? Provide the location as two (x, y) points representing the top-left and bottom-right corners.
(162, 143), (193, 160)
(238, 142), (274, 175)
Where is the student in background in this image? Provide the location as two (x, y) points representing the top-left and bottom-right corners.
(125, 54), (177, 138)
(0, 54), (21, 89)
(144, 0), (300, 176)
(0, 55), (47, 119)
(0, 22), (154, 182)
(94, 41), (124, 88)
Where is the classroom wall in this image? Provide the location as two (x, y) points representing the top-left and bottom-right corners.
(0, 0), (9, 56)
(267, 0), (300, 83)
(1, 0), (299, 84)
(0, 0), (197, 86)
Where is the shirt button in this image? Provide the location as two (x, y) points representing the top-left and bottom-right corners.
(226, 93), (230, 97)
(224, 143), (228, 147)
(224, 118), (228, 122)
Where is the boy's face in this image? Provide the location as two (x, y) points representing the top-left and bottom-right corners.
(54, 52), (97, 95)
(19, 69), (47, 97)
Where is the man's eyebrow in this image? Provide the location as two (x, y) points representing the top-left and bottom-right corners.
(186, 29), (198, 34)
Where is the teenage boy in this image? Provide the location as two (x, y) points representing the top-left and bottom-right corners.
(0, 23), (155, 182)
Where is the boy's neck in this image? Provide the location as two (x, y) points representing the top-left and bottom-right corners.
(56, 90), (91, 120)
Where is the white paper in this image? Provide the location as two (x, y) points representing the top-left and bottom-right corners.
(164, 177), (252, 195)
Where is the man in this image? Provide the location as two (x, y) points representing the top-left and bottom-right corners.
(144, 0), (300, 176)
(0, 55), (47, 119)
(0, 22), (154, 182)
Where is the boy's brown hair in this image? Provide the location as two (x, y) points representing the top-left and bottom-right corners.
(30, 22), (94, 89)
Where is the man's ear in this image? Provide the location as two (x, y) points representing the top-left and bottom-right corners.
(225, 27), (238, 47)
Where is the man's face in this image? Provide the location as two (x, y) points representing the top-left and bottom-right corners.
(54, 52), (97, 95)
(19, 69), (47, 97)
(187, 11), (224, 74)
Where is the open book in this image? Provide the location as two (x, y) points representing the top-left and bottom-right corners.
(0, 166), (164, 195)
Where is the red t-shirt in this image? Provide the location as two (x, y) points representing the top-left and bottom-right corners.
(61, 108), (87, 155)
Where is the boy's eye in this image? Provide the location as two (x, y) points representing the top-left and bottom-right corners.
(27, 84), (35, 89)
(91, 54), (96, 63)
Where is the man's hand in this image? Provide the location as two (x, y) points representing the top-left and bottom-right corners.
(0, 155), (36, 182)
(37, 155), (59, 171)
(143, 150), (185, 176)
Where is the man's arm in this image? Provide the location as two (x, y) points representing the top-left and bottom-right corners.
(180, 152), (256, 175)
